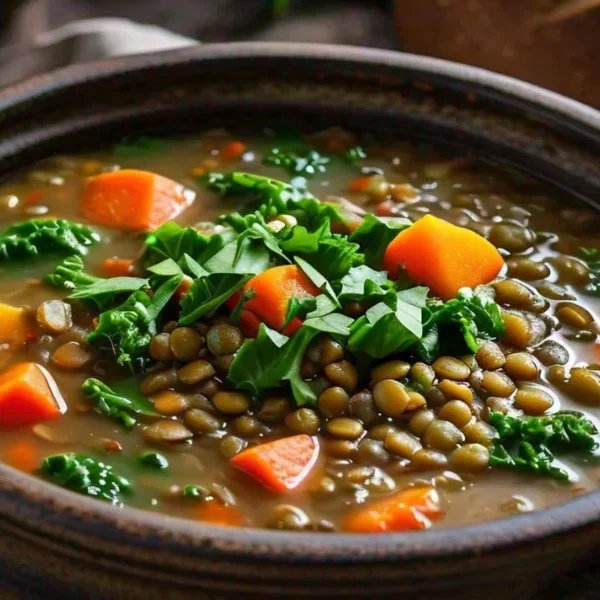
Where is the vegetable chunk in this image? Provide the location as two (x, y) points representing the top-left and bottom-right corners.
(341, 486), (443, 533)
(231, 434), (319, 493)
(0, 363), (66, 428)
(81, 169), (192, 231)
(0, 302), (32, 345)
(196, 500), (246, 527)
(232, 265), (320, 336)
(383, 214), (504, 300)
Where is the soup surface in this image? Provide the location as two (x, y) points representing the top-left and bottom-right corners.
(0, 128), (599, 533)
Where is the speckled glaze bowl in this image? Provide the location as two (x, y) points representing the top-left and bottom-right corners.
(1, 43), (600, 600)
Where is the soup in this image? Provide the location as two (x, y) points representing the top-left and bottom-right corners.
(0, 127), (599, 533)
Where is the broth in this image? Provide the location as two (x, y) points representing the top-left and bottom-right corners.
(0, 128), (599, 532)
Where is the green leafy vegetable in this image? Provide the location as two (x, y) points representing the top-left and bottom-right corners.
(344, 146), (366, 163)
(264, 147), (330, 177)
(138, 452), (169, 470)
(182, 484), (209, 499)
(114, 135), (165, 157)
(86, 274), (182, 368)
(82, 378), (157, 427)
(489, 411), (598, 480)
(40, 453), (132, 505)
(349, 214), (410, 268)
(203, 237), (272, 275)
(179, 272), (253, 325)
(295, 256), (339, 306)
(228, 312), (354, 405)
(579, 247), (600, 295)
(0, 219), (99, 263)
(337, 265), (393, 303)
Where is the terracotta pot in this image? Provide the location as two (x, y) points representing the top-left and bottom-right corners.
(393, 0), (600, 107)
(0, 43), (600, 599)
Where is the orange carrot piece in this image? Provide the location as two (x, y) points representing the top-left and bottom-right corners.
(231, 434), (319, 493)
(4, 440), (39, 473)
(349, 175), (375, 193)
(0, 363), (66, 429)
(196, 500), (246, 527)
(341, 486), (443, 533)
(227, 265), (320, 337)
(383, 214), (504, 300)
(176, 276), (193, 302)
(98, 257), (134, 278)
(81, 169), (192, 231)
(0, 302), (33, 345)
(221, 141), (247, 161)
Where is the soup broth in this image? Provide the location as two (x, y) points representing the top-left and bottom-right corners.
(0, 128), (599, 533)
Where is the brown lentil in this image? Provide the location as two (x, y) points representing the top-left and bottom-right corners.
(212, 391), (250, 415)
(184, 408), (221, 434)
(206, 324), (244, 356)
(432, 356), (470, 381)
(504, 352), (540, 380)
(257, 397), (293, 423)
(482, 371), (516, 397)
(488, 223), (535, 252)
(196, 378), (221, 399)
(142, 420), (193, 444)
(153, 391), (189, 416)
(506, 257), (550, 281)
(169, 327), (204, 361)
(349, 390), (378, 426)
(319, 337), (345, 366)
(475, 341), (506, 370)
(318, 387), (349, 418)
(437, 400), (472, 428)
(370, 360), (411, 384)
(36, 300), (72, 334)
(326, 417), (364, 440)
(533, 340), (570, 366)
(384, 430), (422, 458)
(177, 360), (215, 385)
(462, 420), (496, 446)
(232, 415), (267, 437)
(285, 408), (321, 435)
(486, 396), (515, 415)
(409, 408), (436, 436)
(410, 362), (435, 390)
(372, 379), (410, 417)
(219, 435), (247, 458)
(423, 419), (465, 452)
(551, 256), (590, 286)
(537, 281), (576, 301)
(356, 438), (390, 465)
(268, 505), (310, 531)
(411, 448), (449, 470)
(513, 386), (554, 415)
(561, 368), (600, 406)
(449, 444), (490, 472)
(324, 439), (357, 459)
(149, 333), (174, 362)
(555, 303), (594, 329)
(51, 341), (91, 370)
(494, 279), (538, 310)
(406, 391), (427, 411)
(437, 379), (474, 404)
(324, 361), (358, 393)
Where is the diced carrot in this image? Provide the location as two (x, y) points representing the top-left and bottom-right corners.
(196, 500), (246, 527)
(24, 191), (44, 206)
(98, 257), (134, 278)
(349, 176), (375, 193)
(4, 440), (39, 473)
(231, 434), (319, 493)
(236, 308), (263, 339)
(0, 363), (66, 429)
(81, 169), (192, 231)
(226, 265), (320, 337)
(0, 302), (33, 345)
(176, 276), (193, 302)
(383, 214), (504, 300)
(221, 141), (247, 162)
(341, 486), (444, 533)
(330, 213), (363, 235)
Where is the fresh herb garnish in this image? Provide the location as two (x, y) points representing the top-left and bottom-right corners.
(40, 453), (132, 505)
(489, 411), (598, 480)
(264, 147), (330, 177)
(138, 452), (169, 470)
(579, 247), (600, 295)
(0, 219), (99, 263)
(344, 146), (366, 163)
(82, 378), (157, 427)
(114, 135), (165, 157)
(349, 214), (410, 268)
(182, 484), (209, 499)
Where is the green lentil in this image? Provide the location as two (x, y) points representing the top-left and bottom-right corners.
(206, 323), (244, 356)
(372, 379), (410, 417)
(213, 391), (250, 415)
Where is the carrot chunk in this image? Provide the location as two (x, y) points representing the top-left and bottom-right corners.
(81, 169), (192, 231)
(98, 257), (134, 278)
(0, 302), (33, 345)
(231, 434), (319, 493)
(196, 500), (246, 527)
(4, 440), (39, 473)
(221, 141), (247, 161)
(341, 486), (443, 533)
(383, 214), (504, 299)
(228, 265), (320, 337)
(0, 363), (66, 429)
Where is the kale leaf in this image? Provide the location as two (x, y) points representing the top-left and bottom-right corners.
(82, 378), (157, 428)
(489, 411), (598, 480)
(349, 214), (410, 268)
(0, 219), (99, 263)
(41, 453), (132, 505)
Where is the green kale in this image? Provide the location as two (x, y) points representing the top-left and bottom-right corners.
(82, 378), (157, 428)
(0, 219), (99, 263)
(228, 313), (354, 405)
(85, 274), (182, 368)
(179, 272), (253, 325)
(138, 452), (169, 470)
(40, 453), (132, 505)
(337, 265), (394, 304)
(264, 147), (330, 177)
(349, 214), (411, 268)
(489, 411), (598, 480)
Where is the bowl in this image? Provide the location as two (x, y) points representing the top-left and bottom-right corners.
(0, 42), (600, 600)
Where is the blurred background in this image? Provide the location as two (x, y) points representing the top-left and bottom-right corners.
(1, 0), (599, 107)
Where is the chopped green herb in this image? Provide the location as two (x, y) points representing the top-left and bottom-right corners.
(489, 411), (598, 480)
(138, 452), (169, 470)
(182, 484), (209, 499)
(82, 378), (157, 428)
(264, 147), (330, 177)
(40, 453), (132, 505)
(349, 214), (410, 268)
(579, 247), (600, 295)
(0, 219), (99, 263)
(344, 146), (366, 163)
(114, 135), (165, 157)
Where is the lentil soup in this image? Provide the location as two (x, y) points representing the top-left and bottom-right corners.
(0, 128), (599, 533)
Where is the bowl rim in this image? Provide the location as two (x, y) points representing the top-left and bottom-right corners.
(1, 41), (600, 564)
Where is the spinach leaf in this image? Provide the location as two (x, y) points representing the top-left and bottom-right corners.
(579, 247), (600, 295)
(264, 147), (330, 177)
(179, 272), (253, 325)
(41, 453), (132, 505)
(489, 411), (598, 480)
(337, 265), (392, 303)
(349, 214), (411, 268)
(82, 378), (157, 428)
(295, 256), (339, 306)
(228, 313), (353, 406)
(0, 219), (99, 263)
(204, 237), (272, 275)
